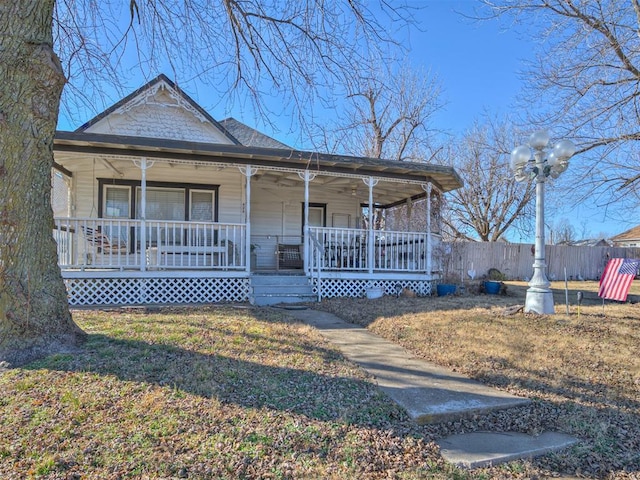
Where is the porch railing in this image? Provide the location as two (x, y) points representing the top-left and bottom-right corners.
(308, 226), (434, 273)
(54, 217), (246, 270)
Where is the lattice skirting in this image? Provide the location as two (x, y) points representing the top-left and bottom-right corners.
(65, 277), (250, 306)
(312, 278), (434, 299)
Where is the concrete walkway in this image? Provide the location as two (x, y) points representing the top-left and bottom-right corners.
(281, 307), (578, 468)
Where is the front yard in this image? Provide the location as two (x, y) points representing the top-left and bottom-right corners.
(0, 281), (638, 479)
(316, 281), (640, 479)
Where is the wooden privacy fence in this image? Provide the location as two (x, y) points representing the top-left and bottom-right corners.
(442, 242), (640, 281)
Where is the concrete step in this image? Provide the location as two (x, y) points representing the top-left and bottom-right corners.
(250, 275), (315, 306)
(437, 431), (579, 468)
(250, 273), (308, 285)
(252, 294), (317, 306)
(252, 284), (313, 295)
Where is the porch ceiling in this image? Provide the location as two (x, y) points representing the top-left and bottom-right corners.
(54, 131), (463, 204)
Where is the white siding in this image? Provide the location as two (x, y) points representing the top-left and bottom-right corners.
(251, 180), (375, 236)
(249, 179), (365, 269)
(250, 181), (362, 237)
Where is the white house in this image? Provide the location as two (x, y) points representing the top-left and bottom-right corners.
(53, 74), (463, 306)
(611, 226), (640, 248)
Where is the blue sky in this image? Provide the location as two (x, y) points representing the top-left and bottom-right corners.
(398, 1), (633, 241)
(406, 0), (529, 135)
(56, 0), (634, 240)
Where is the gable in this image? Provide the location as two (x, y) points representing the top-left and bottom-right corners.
(79, 76), (238, 145)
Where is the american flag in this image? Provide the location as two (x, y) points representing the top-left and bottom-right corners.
(598, 258), (640, 301)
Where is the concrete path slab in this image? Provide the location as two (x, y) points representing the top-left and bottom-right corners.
(437, 431), (579, 468)
(282, 308), (530, 424)
(281, 307), (579, 467)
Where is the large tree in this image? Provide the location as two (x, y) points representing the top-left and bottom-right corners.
(312, 61), (444, 232)
(0, 0), (408, 365)
(482, 0), (640, 210)
(0, 1), (86, 366)
(315, 61), (444, 162)
(443, 117), (535, 242)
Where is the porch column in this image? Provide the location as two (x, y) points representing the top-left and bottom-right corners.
(298, 170), (316, 272)
(64, 174), (73, 217)
(239, 166), (257, 273)
(363, 177), (378, 274)
(422, 183), (433, 277)
(133, 157), (153, 272)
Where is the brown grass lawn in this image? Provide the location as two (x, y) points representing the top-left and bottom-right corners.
(315, 281), (640, 479)
(0, 281), (638, 479)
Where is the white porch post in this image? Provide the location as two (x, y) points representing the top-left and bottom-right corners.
(64, 175), (74, 217)
(134, 158), (150, 272)
(422, 183), (433, 276)
(240, 166), (257, 272)
(364, 177), (378, 274)
(298, 170), (316, 272)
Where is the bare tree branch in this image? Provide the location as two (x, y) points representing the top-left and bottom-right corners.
(481, 0), (640, 211)
(54, 0), (412, 131)
(313, 60), (444, 162)
(443, 116), (535, 242)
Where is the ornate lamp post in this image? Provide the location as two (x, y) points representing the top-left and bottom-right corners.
(511, 130), (576, 314)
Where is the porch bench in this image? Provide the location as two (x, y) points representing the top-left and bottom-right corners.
(147, 245), (227, 268)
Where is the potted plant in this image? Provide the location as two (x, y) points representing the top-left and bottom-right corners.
(483, 268), (506, 295)
(436, 242), (459, 296)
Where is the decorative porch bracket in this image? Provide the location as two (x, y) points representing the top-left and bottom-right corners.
(133, 158), (155, 271)
(239, 166), (258, 273)
(238, 166), (258, 177)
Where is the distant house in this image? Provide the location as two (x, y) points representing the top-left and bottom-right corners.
(563, 238), (612, 247)
(611, 226), (640, 247)
(52, 74), (462, 307)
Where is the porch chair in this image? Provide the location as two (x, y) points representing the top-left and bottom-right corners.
(81, 226), (129, 254)
(277, 244), (303, 269)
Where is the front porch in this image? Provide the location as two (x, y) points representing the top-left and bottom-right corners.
(55, 218), (442, 306)
(55, 217), (440, 274)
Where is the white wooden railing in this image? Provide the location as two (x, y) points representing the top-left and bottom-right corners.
(308, 226), (431, 273)
(373, 230), (429, 271)
(54, 217), (246, 270)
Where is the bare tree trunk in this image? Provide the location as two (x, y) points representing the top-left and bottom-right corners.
(0, 0), (86, 366)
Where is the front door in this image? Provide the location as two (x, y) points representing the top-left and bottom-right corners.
(305, 203), (326, 232)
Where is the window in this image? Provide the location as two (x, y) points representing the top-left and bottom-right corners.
(189, 190), (215, 246)
(190, 190), (214, 221)
(98, 179), (219, 247)
(136, 187), (185, 220)
(98, 180), (218, 222)
(104, 186), (130, 218)
(102, 186), (131, 245)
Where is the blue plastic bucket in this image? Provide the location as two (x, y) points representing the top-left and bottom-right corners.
(436, 284), (457, 296)
(484, 281), (501, 295)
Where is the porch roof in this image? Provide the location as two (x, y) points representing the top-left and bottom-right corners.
(53, 131), (463, 202)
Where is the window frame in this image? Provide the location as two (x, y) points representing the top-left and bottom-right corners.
(97, 179), (219, 222)
(103, 185), (132, 219)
